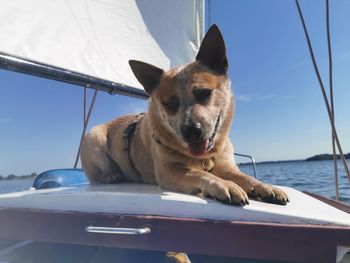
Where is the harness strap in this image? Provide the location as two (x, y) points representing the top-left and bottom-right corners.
(123, 113), (145, 178)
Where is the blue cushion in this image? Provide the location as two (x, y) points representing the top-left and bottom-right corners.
(32, 169), (89, 190)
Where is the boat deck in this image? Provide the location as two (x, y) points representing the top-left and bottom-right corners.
(0, 183), (349, 226)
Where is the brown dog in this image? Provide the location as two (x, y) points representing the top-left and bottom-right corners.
(81, 25), (289, 206)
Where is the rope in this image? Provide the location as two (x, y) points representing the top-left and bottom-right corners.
(73, 87), (98, 168)
(294, 0), (350, 188)
(326, 0), (339, 200)
(83, 86), (87, 128)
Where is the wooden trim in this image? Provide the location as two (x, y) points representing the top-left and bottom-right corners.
(1, 208), (350, 262)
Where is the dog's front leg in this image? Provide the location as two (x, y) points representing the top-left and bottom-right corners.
(214, 161), (289, 205)
(156, 165), (249, 206)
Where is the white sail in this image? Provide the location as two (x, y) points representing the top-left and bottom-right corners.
(0, 0), (204, 90)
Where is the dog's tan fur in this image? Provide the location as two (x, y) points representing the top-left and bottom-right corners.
(81, 25), (289, 206)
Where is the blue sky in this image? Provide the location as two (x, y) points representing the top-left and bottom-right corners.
(1, 1), (350, 175)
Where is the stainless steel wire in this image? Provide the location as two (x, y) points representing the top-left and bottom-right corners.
(295, 0), (350, 190)
(74, 87), (98, 168)
(325, 0), (339, 200)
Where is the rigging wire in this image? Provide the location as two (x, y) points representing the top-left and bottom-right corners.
(74, 88), (98, 168)
(294, 0), (350, 190)
(326, 0), (339, 200)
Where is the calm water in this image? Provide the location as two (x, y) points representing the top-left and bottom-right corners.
(0, 177), (34, 194)
(240, 159), (350, 203)
(0, 160), (349, 203)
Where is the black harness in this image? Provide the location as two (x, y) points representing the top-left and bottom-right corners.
(123, 113), (145, 177)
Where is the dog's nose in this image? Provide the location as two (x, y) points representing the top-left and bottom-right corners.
(181, 122), (203, 141)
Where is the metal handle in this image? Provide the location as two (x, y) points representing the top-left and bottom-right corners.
(85, 226), (151, 235)
(234, 152), (258, 179)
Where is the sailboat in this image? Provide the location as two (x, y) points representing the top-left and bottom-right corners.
(0, 1), (349, 262)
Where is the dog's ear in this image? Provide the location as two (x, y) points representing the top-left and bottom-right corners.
(129, 60), (164, 95)
(196, 24), (228, 74)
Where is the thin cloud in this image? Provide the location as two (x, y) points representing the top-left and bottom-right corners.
(236, 94), (253, 102)
(119, 101), (147, 114)
(337, 50), (350, 61)
(258, 94), (276, 101)
(236, 94), (277, 103)
(283, 60), (308, 72)
(236, 93), (292, 103)
(0, 117), (12, 124)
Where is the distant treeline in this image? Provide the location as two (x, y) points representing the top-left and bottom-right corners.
(0, 173), (37, 181)
(238, 152), (350, 165)
(306, 153), (350, 161)
(3, 153), (350, 177)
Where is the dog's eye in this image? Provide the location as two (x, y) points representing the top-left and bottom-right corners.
(162, 96), (180, 114)
(193, 88), (213, 103)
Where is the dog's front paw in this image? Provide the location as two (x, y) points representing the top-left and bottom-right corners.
(251, 183), (289, 205)
(96, 172), (123, 184)
(205, 180), (249, 206)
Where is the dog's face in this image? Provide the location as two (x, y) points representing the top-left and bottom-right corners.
(129, 25), (233, 157)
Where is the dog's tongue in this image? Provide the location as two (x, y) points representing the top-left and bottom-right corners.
(188, 140), (209, 156)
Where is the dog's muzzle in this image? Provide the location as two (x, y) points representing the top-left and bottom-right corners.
(182, 113), (221, 157)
